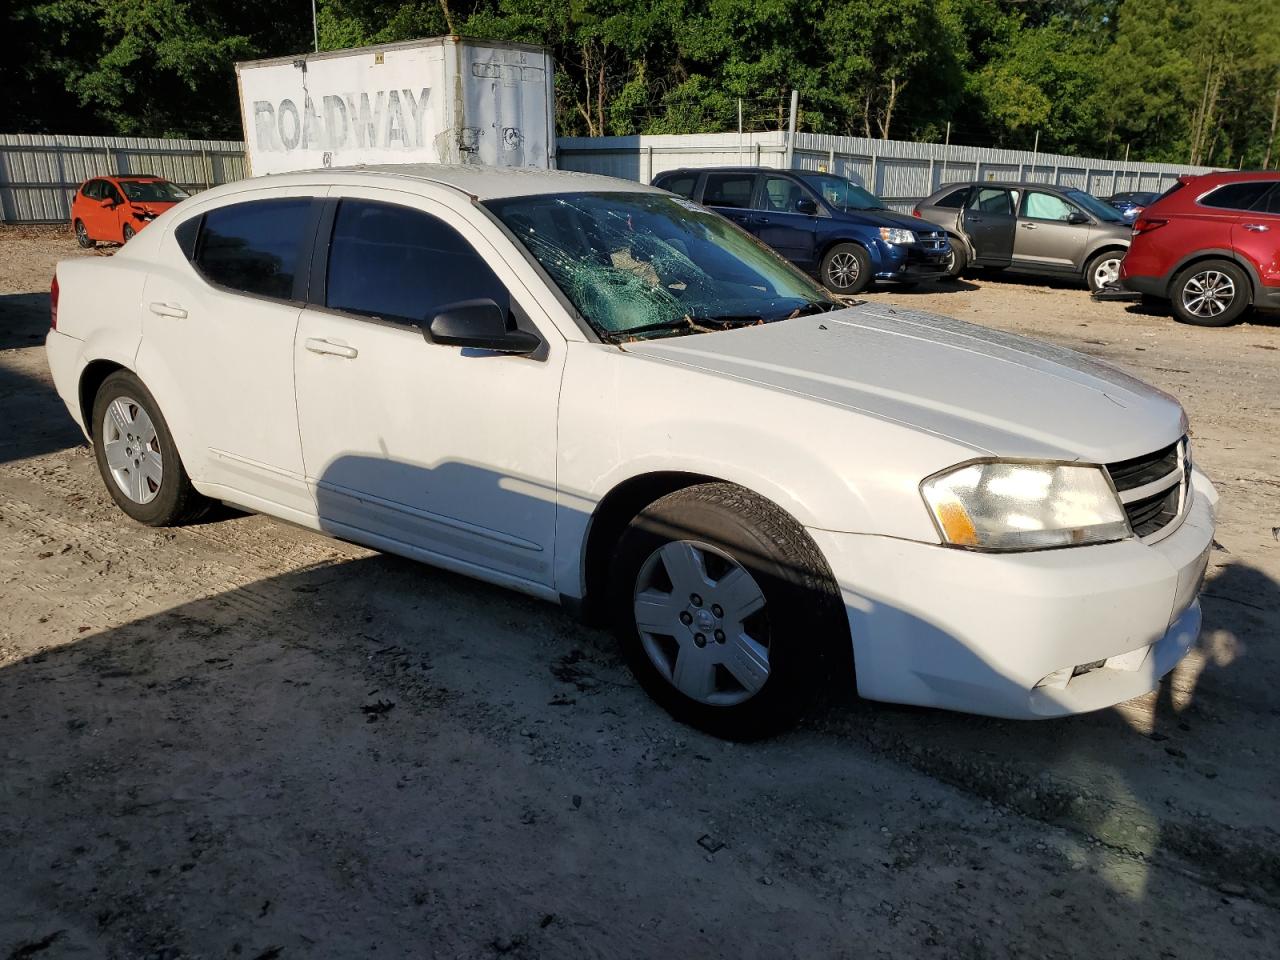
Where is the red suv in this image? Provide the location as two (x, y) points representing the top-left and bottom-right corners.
(1117, 171), (1280, 326)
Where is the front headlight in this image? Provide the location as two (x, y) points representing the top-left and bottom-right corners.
(878, 227), (915, 245)
(921, 460), (1130, 551)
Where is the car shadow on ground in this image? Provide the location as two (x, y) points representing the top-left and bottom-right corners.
(874, 277), (980, 295)
(3, 448), (1278, 955)
(0, 294), (85, 463)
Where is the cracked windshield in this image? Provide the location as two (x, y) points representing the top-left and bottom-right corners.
(484, 192), (836, 339)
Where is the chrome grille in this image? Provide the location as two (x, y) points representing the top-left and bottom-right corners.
(1106, 438), (1189, 542)
(916, 229), (948, 251)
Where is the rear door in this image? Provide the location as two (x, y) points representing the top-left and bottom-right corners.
(136, 191), (322, 519)
(702, 172), (759, 231)
(1013, 190), (1090, 271)
(962, 186), (1017, 265)
(752, 175), (820, 267)
(1232, 183), (1280, 291)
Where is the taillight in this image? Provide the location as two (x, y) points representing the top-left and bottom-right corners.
(912, 208), (922, 217)
(50, 275), (59, 330)
(1132, 217), (1168, 235)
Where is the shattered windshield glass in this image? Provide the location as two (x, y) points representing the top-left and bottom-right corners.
(484, 192), (837, 340)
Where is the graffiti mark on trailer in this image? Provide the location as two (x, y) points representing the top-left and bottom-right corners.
(252, 89), (432, 152)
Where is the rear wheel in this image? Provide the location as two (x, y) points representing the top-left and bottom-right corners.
(1170, 259), (1250, 327)
(943, 239), (968, 279)
(1085, 249), (1124, 293)
(820, 243), (873, 294)
(91, 370), (209, 525)
(74, 220), (95, 248)
(610, 483), (845, 739)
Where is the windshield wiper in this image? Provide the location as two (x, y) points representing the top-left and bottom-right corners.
(609, 314), (766, 342)
(785, 300), (842, 318)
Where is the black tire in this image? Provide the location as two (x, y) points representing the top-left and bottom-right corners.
(1084, 249), (1125, 293)
(74, 220), (95, 248)
(820, 243), (873, 294)
(943, 238), (968, 279)
(91, 370), (209, 526)
(609, 483), (846, 740)
(121, 223), (136, 244)
(1169, 259), (1250, 327)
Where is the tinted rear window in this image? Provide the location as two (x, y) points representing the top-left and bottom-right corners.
(325, 199), (508, 325)
(194, 198), (313, 300)
(703, 173), (756, 209)
(1199, 182), (1275, 211)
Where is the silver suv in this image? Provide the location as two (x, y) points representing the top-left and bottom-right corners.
(914, 182), (1133, 291)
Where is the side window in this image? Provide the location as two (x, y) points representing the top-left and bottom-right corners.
(325, 199), (508, 325)
(103, 182), (123, 205)
(1256, 185), (1280, 215)
(935, 188), (970, 209)
(1022, 191), (1075, 221)
(968, 188), (1013, 216)
(762, 176), (809, 212)
(193, 198), (314, 300)
(82, 180), (103, 200)
(703, 173), (757, 210)
(658, 174), (698, 200)
(1200, 182), (1274, 211)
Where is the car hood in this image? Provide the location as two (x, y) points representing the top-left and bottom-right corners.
(830, 208), (922, 230)
(621, 303), (1185, 463)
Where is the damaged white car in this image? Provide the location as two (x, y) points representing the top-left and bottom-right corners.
(46, 165), (1216, 738)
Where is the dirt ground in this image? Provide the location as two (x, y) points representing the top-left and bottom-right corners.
(1, 224), (1278, 960)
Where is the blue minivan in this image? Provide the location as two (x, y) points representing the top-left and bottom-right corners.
(652, 167), (950, 294)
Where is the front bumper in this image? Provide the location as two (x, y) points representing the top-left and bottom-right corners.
(809, 468), (1217, 719)
(871, 237), (950, 282)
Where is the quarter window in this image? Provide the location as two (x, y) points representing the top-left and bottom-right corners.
(325, 200), (508, 325)
(1256, 185), (1280, 215)
(1200, 182), (1274, 211)
(702, 173), (756, 209)
(194, 198), (314, 300)
(1023, 192), (1075, 221)
(658, 174), (698, 200)
(935, 188), (970, 209)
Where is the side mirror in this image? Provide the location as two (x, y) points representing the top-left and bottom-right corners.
(794, 197), (818, 215)
(425, 298), (541, 355)
(1067, 211), (1090, 225)
(99, 197), (115, 208)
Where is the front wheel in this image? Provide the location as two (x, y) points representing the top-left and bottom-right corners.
(610, 483), (845, 739)
(943, 239), (968, 279)
(820, 243), (873, 295)
(91, 370), (209, 525)
(1085, 250), (1124, 293)
(1170, 259), (1250, 327)
(121, 223), (136, 243)
(74, 220), (95, 248)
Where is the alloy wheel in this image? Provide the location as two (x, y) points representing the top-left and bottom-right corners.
(1093, 257), (1121, 289)
(826, 251), (861, 289)
(632, 540), (771, 706)
(1181, 270), (1235, 319)
(101, 396), (162, 504)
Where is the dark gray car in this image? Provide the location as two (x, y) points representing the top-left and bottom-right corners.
(914, 182), (1133, 291)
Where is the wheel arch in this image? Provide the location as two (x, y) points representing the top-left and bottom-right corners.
(78, 359), (129, 438)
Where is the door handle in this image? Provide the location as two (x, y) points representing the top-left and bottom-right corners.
(1019, 222), (1038, 230)
(148, 301), (187, 319)
(967, 215), (983, 223)
(304, 337), (358, 359)
(752, 216), (771, 225)
(1242, 223), (1270, 232)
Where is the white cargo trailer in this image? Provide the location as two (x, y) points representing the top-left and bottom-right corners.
(235, 36), (555, 176)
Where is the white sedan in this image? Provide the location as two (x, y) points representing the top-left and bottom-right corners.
(45, 165), (1217, 738)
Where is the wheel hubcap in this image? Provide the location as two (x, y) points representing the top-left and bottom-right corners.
(827, 252), (861, 289)
(102, 396), (162, 504)
(1182, 271), (1235, 317)
(1094, 257), (1120, 288)
(633, 540), (770, 706)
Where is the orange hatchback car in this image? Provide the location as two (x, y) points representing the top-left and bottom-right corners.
(72, 175), (190, 247)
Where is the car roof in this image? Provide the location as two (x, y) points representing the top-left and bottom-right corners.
(1180, 170), (1280, 186)
(263, 163), (664, 200)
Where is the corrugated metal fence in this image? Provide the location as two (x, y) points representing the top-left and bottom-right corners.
(1, 129), (1214, 223)
(0, 133), (246, 223)
(557, 131), (1217, 211)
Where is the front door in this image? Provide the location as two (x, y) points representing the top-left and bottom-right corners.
(293, 189), (563, 588)
(963, 186), (1017, 266)
(1013, 190), (1090, 271)
(136, 190), (321, 519)
(753, 175), (820, 268)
